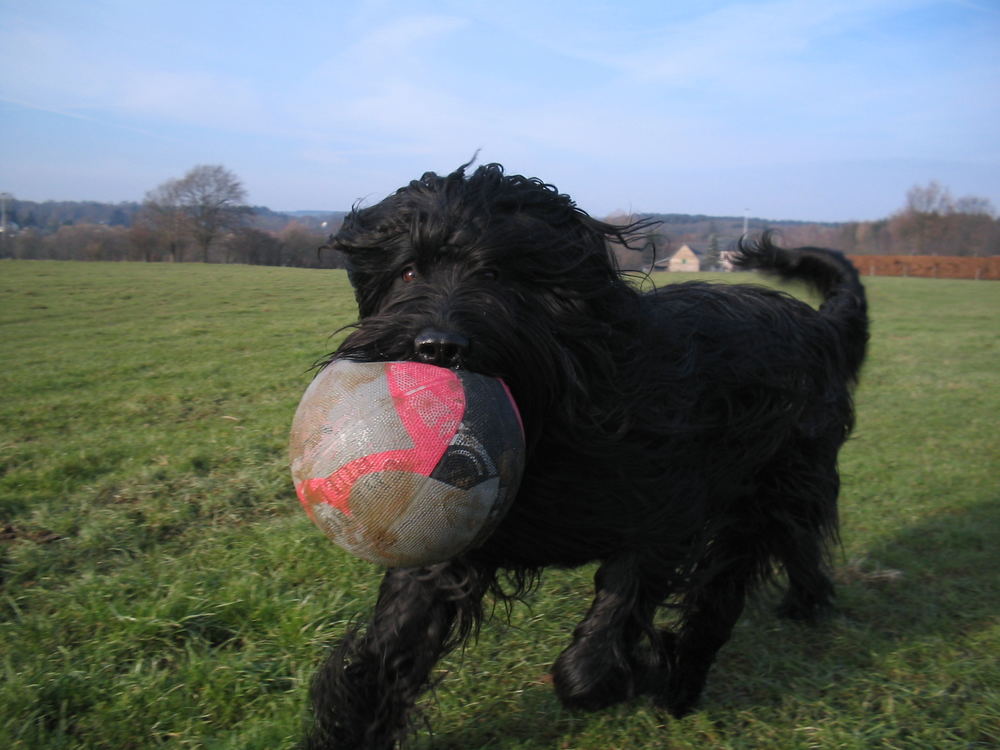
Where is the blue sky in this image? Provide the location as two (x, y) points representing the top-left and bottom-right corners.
(1, 0), (997, 221)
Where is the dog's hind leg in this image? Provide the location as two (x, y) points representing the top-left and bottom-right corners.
(304, 561), (490, 750)
(764, 449), (840, 623)
(775, 523), (836, 622)
(552, 556), (661, 711)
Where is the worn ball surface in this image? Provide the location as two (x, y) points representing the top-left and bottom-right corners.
(289, 360), (525, 567)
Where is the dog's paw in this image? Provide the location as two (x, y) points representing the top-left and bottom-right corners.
(655, 677), (704, 719)
(775, 595), (835, 623)
(656, 651), (709, 719)
(552, 644), (635, 711)
(663, 694), (700, 719)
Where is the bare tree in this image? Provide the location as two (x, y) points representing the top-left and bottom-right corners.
(906, 180), (954, 215)
(143, 165), (250, 262)
(890, 181), (999, 255)
(174, 165), (250, 261)
(953, 195), (996, 216)
(140, 178), (188, 262)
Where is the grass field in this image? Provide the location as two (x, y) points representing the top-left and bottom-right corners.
(1, 259), (998, 749)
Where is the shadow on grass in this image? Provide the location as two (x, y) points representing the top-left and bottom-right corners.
(837, 497), (999, 637)
(413, 498), (1000, 748)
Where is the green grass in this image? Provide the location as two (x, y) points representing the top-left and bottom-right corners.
(1, 260), (998, 749)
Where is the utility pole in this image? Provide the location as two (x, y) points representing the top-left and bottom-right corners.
(0, 192), (10, 234)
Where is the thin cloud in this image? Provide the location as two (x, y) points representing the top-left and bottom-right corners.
(0, 96), (178, 141)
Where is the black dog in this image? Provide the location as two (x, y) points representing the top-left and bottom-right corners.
(304, 163), (868, 749)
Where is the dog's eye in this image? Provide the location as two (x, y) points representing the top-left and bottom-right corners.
(401, 267), (418, 283)
(479, 269), (498, 281)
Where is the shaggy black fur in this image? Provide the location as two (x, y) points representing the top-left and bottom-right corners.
(302, 163), (868, 749)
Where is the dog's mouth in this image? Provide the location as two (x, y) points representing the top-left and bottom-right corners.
(330, 308), (554, 437)
(333, 324), (505, 381)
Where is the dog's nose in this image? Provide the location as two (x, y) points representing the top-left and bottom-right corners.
(414, 328), (470, 368)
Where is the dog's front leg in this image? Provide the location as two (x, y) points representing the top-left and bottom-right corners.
(662, 558), (752, 718)
(551, 555), (657, 711)
(304, 561), (490, 750)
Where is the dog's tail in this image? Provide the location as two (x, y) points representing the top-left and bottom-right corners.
(734, 233), (869, 380)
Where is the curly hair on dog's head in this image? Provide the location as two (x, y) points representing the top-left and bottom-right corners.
(331, 163), (662, 440)
(304, 163), (868, 750)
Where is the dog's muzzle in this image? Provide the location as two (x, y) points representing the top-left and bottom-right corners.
(414, 328), (470, 368)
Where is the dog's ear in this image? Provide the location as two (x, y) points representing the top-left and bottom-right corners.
(342, 252), (393, 318)
(332, 195), (412, 317)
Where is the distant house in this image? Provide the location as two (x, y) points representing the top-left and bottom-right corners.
(718, 248), (736, 271)
(666, 244), (700, 272)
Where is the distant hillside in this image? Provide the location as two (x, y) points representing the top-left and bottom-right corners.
(3, 200), (143, 231)
(1, 199), (348, 235)
(638, 213), (842, 249)
(2, 198), (842, 237)
(248, 207), (349, 233)
(643, 212), (840, 232)
(0, 198), (1000, 260)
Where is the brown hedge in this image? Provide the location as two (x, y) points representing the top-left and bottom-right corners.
(847, 255), (1000, 280)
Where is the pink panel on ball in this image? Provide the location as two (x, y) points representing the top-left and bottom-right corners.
(386, 362), (466, 458)
(295, 363), (467, 518)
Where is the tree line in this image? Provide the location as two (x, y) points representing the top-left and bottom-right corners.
(1, 168), (997, 264)
(1, 165), (346, 267)
(769, 182), (999, 257)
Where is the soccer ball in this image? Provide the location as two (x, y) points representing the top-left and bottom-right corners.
(289, 360), (525, 567)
